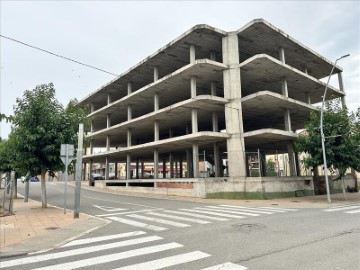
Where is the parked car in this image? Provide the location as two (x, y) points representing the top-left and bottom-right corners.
(30, 177), (39, 182)
(92, 173), (104, 180)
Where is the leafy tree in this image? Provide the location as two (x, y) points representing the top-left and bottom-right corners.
(296, 98), (360, 181)
(9, 83), (88, 208)
(266, 158), (277, 176)
(0, 113), (13, 123)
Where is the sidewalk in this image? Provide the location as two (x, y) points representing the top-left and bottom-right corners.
(0, 187), (359, 259)
(0, 198), (109, 258)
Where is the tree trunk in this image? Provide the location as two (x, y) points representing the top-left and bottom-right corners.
(24, 180), (29, 202)
(41, 169), (47, 208)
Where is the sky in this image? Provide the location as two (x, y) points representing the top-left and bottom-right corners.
(1, 0), (359, 139)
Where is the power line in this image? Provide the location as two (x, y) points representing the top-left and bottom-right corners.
(0, 34), (119, 76)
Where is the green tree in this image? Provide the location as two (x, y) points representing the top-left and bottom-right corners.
(10, 83), (87, 208)
(296, 98), (360, 181)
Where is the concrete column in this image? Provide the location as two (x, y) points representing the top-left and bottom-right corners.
(154, 92), (159, 111)
(191, 76), (197, 98)
(126, 154), (131, 179)
(127, 105), (132, 120)
(162, 159), (166, 178)
(279, 47), (285, 63)
(107, 114), (111, 128)
(190, 44), (196, 63)
(89, 159), (93, 184)
(105, 157), (109, 180)
(115, 163), (118, 179)
(222, 33), (246, 178)
(281, 78), (288, 97)
(154, 67), (159, 82)
(169, 128), (173, 138)
(186, 149), (192, 178)
(210, 51), (216, 61)
(90, 103), (95, 113)
(107, 93), (112, 105)
(135, 159), (140, 179)
(169, 153), (174, 178)
(90, 120), (94, 133)
(213, 142), (221, 177)
(303, 67), (308, 75)
(127, 128), (132, 147)
(154, 120), (159, 141)
(192, 109), (198, 133)
(338, 72), (347, 109)
(141, 161), (144, 178)
(154, 149), (159, 179)
(127, 82), (132, 95)
(212, 112), (219, 132)
(89, 140), (94, 155)
(180, 159), (183, 178)
(284, 109), (292, 131)
(211, 81), (217, 96)
(304, 92), (311, 104)
(287, 144), (297, 176)
(106, 135), (110, 151)
(192, 143), (199, 178)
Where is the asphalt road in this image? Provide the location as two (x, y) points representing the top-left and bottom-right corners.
(7, 181), (360, 270)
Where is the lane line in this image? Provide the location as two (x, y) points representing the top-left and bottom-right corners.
(181, 209), (246, 219)
(108, 216), (167, 231)
(62, 231), (146, 247)
(203, 206), (260, 216)
(202, 262), (248, 270)
(114, 251), (210, 270)
(147, 212), (211, 224)
(127, 214), (191, 228)
(1, 236), (162, 268)
(345, 209), (360, 214)
(32, 243), (183, 270)
(163, 210), (228, 221)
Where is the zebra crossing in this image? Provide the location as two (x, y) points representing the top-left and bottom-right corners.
(323, 203), (360, 214)
(0, 230), (248, 270)
(100, 204), (298, 232)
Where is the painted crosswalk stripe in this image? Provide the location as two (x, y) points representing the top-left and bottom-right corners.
(345, 209), (360, 214)
(181, 208), (246, 219)
(147, 212), (211, 224)
(32, 243), (183, 270)
(204, 206), (260, 216)
(164, 210), (228, 221)
(220, 205), (283, 213)
(1, 236), (162, 268)
(257, 206), (298, 211)
(201, 262), (248, 270)
(108, 216), (167, 231)
(127, 214), (191, 227)
(62, 231), (147, 247)
(114, 251), (210, 270)
(324, 205), (360, 211)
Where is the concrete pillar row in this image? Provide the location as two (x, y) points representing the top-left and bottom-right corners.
(90, 103), (95, 113)
(169, 128), (173, 138)
(179, 159), (183, 178)
(210, 81), (217, 96)
(136, 159), (140, 179)
(115, 163), (118, 179)
(89, 159), (93, 183)
(141, 161), (145, 178)
(105, 157), (110, 180)
(106, 135), (110, 151)
(126, 154), (131, 180)
(191, 76), (197, 98)
(107, 114), (111, 128)
(107, 93), (112, 105)
(284, 109), (292, 132)
(127, 82), (132, 95)
(90, 120), (94, 133)
(169, 153), (174, 178)
(190, 44), (196, 63)
(192, 143), (199, 178)
(127, 128), (132, 147)
(154, 149), (159, 179)
(154, 120), (159, 141)
(154, 66), (159, 82)
(304, 92), (311, 104)
(212, 112), (219, 132)
(162, 159), (166, 178)
(213, 142), (221, 177)
(191, 108), (198, 133)
(186, 149), (193, 178)
(279, 47), (285, 63)
(338, 72), (347, 109)
(154, 92), (159, 111)
(89, 140), (94, 155)
(281, 78), (288, 97)
(127, 105), (132, 121)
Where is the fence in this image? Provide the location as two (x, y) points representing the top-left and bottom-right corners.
(0, 171), (15, 216)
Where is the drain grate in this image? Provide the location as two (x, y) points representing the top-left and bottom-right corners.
(46, 227), (58, 230)
(232, 223), (266, 232)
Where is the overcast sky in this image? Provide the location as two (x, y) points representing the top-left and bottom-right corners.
(1, 0), (359, 139)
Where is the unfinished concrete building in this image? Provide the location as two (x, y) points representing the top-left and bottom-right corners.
(78, 19), (345, 199)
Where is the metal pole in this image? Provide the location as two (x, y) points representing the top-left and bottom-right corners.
(9, 171), (15, 213)
(74, 124), (84, 218)
(320, 54), (349, 204)
(64, 144), (68, 214)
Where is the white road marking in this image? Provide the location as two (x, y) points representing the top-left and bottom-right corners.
(181, 208), (246, 219)
(97, 208), (163, 217)
(83, 195), (159, 209)
(147, 212), (211, 224)
(32, 243), (183, 270)
(202, 262), (248, 270)
(324, 205), (360, 211)
(257, 206), (298, 211)
(114, 251), (211, 270)
(345, 209), (360, 214)
(62, 231), (146, 247)
(204, 206), (260, 216)
(163, 210), (228, 221)
(108, 216), (167, 231)
(1, 236), (162, 268)
(127, 214), (191, 227)
(93, 204), (127, 212)
(220, 205), (283, 213)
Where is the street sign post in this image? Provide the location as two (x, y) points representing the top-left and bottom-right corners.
(60, 144), (74, 214)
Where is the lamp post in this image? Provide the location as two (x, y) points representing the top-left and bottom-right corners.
(320, 54), (350, 203)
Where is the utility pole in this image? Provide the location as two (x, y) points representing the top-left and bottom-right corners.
(74, 123), (84, 218)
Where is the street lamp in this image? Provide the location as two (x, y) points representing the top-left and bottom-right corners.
(320, 54), (350, 203)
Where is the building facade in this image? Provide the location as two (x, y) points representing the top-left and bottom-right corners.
(79, 19), (346, 198)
